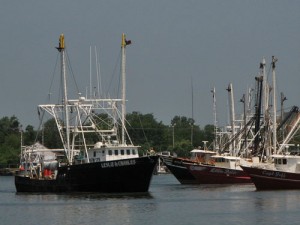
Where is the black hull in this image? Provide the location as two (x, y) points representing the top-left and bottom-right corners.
(163, 157), (198, 184)
(15, 156), (158, 193)
(241, 165), (300, 190)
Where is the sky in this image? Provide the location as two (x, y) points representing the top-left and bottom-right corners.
(1, 0), (300, 129)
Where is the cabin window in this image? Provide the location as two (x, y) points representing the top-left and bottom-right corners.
(102, 150), (105, 155)
(215, 158), (225, 163)
(275, 159), (287, 165)
(108, 150), (112, 155)
(126, 149), (131, 155)
(121, 150), (125, 155)
(93, 151), (96, 157)
(114, 150), (119, 155)
(132, 149), (137, 155)
(276, 159), (287, 165)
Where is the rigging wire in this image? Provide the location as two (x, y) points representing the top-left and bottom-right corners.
(65, 48), (80, 95)
(47, 52), (60, 103)
(106, 50), (122, 98)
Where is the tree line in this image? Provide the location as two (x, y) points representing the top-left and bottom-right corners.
(0, 113), (215, 166)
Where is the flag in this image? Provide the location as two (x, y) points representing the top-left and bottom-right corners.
(125, 39), (132, 45)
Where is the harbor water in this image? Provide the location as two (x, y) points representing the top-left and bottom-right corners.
(1, 174), (300, 225)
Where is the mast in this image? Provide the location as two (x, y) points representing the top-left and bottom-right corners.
(280, 92), (287, 140)
(261, 58), (267, 115)
(211, 87), (219, 151)
(56, 34), (71, 163)
(121, 34), (131, 145)
(253, 76), (263, 156)
(240, 94), (247, 155)
(89, 46), (92, 98)
(272, 56), (278, 154)
(191, 76), (194, 147)
(226, 83), (236, 156)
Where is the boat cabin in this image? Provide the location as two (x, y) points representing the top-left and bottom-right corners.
(211, 155), (242, 169)
(190, 149), (216, 163)
(87, 142), (139, 162)
(273, 155), (300, 173)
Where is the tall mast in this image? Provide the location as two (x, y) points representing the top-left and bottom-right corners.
(211, 87), (218, 151)
(191, 76), (194, 147)
(254, 76), (263, 156)
(121, 34), (131, 145)
(57, 34), (71, 163)
(261, 58), (267, 115)
(227, 83), (236, 156)
(272, 56), (278, 154)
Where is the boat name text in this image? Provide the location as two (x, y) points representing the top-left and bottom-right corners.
(101, 160), (136, 168)
(262, 170), (286, 178)
(190, 166), (238, 175)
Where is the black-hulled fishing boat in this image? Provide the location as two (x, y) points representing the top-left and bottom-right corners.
(15, 34), (158, 193)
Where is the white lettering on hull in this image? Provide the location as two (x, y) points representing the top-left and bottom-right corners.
(190, 166), (240, 175)
(262, 170), (286, 178)
(100, 159), (136, 168)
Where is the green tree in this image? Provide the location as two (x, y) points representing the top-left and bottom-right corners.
(203, 124), (215, 146)
(23, 125), (36, 146)
(0, 116), (21, 165)
(40, 118), (62, 149)
(0, 113), (218, 164)
(126, 112), (167, 153)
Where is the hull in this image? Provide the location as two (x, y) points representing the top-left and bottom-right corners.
(241, 165), (300, 190)
(188, 164), (252, 184)
(163, 157), (198, 184)
(15, 156), (158, 193)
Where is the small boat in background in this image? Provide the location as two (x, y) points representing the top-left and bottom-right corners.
(0, 167), (17, 176)
(162, 148), (216, 184)
(187, 155), (253, 184)
(154, 151), (170, 175)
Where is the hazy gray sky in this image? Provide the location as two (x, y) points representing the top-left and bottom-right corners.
(1, 1), (300, 128)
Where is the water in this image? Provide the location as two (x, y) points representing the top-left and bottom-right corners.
(1, 175), (300, 225)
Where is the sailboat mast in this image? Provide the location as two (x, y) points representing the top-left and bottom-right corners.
(57, 34), (71, 162)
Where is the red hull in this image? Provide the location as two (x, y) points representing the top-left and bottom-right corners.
(187, 164), (252, 184)
(241, 165), (300, 190)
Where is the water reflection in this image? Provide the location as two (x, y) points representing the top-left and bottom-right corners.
(13, 191), (157, 225)
(15, 191), (153, 201)
(3, 175), (300, 225)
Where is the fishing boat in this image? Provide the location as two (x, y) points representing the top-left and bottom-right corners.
(15, 34), (159, 193)
(241, 154), (300, 190)
(162, 147), (216, 184)
(241, 102), (300, 190)
(187, 155), (252, 184)
(240, 56), (300, 190)
(181, 82), (257, 184)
